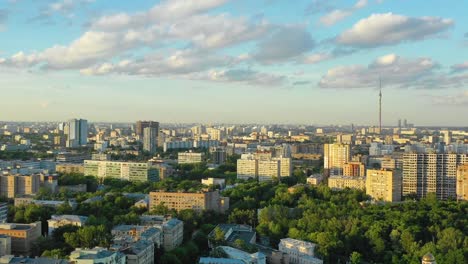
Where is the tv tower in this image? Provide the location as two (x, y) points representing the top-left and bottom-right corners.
(379, 78), (382, 134)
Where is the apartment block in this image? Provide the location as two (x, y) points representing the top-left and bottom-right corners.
(0, 174), (40, 198)
(84, 160), (158, 182)
(237, 154), (291, 181)
(343, 162), (366, 177)
(402, 153), (468, 199)
(149, 190), (229, 213)
(324, 143), (351, 176)
(70, 247), (125, 264)
(0, 235), (11, 256)
(56, 163), (84, 174)
(366, 169), (402, 202)
(47, 215), (88, 236)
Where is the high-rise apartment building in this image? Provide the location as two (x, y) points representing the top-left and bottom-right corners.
(456, 164), (468, 201)
(402, 153), (468, 199)
(343, 161), (366, 177)
(258, 159), (280, 182)
(149, 190), (229, 213)
(366, 169), (402, 202)
(237, 158), (258, 180)
(66, 119), (88, 148)
(324, 143), (351, 176)
(84, 160), (159, 182)
(136, 121), (159, 138)
(143, 127), (158, 154)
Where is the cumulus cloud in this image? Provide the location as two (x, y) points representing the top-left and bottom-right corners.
(319, 0), (367, 26)
(79, 49), (235, 77)
(302, 53), (333, 64)
(337, 13), (453, 47)
(29, 0), (95, 23)
(318, 54), (439, 89)
(305, 0), (334, 15)
(320, 10), (353, 26)
(252, 26), (315, 63)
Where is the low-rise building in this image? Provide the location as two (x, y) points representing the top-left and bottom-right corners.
(306, 174), (324, 186)
(137, 215), (183, 251)
(278, 238), (323, 264)
(56, 163), (84, 174)
(69, 247), (126, 264)
(47, 215), (88, 236)
(328, 176), (366, 190)
(84, 160), (159, 182)
(149, 190), (229, 213)
(217, 246), (266, 264)
(0, 222), (41, 255)
(208, 224), (256, 249)
(113, 240), (154, 264)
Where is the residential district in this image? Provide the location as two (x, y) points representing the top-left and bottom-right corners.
(0, 119), (466, 264)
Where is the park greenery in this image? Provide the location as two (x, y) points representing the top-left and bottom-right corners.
(1, 156), (466, 263)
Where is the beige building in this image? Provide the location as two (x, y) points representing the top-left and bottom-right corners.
(258, 159), (280, 182)
(278, 238), (323, 264)
(0, 222), (41, 255)
(237, 158), (258, 180)
(343, 162), (366, 177)
(456, 164), (468, 201)
(0, 174), (40, 198)
(177, 152), (204, 164)
(84, 160), (158, 182)
(307, 174), (324, 186)
(403, 153), (468, 199)
(56, 163), (84, 174)
(149, 190), (229, 213)
(237, 154), (291, 181)
(47, 215), (88, 236)
(366, 169), (402, 202)
(161, 218), (184, 251)
(324, 143), (351, 176)
(328, 176), (365, 190)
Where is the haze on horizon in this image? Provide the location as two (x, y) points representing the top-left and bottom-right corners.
(0, 0), (467, 126)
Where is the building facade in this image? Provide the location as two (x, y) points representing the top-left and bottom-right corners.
(177, 152), (204, 164)
(324, 143), (351, 176)
(0, 174), (40, 198)
(0, 222), (41, 255)
(402, 153), (468, 199)
(136, 121), (159, 138)
(343, 162), (366, 177)
(278, 238), (323, 264)
(366, 169), (402, 202)
(143, 127), (158, 154)
(328, 176), (366, 190)
(456, 164), (468, 201)
(66, 119), (88, 148)
(149, 190), (229, 213)
(47, 215), (88, 236)
(84, 160), (158, 182)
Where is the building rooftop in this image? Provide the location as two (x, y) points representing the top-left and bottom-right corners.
(0, 256), (69, 264)
(198, 257), (244, 264)
(49, 215), (88, 223)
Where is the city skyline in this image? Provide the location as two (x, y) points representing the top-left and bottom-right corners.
(0, 0), (467, 125)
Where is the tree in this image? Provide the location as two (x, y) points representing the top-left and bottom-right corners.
(349, 252), (362, 264)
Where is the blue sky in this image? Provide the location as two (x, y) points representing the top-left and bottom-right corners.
(0, 0), (467, 125)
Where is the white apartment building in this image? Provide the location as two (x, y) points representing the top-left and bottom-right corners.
(237, 154), (291, 182)
(278, 238), (323, 264)
(70, 247), (126, 264)
(324, 143), (350, 176)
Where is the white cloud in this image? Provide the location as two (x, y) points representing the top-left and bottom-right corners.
(318, 54), (439, 89)
(205, 69), (286, 86)
(337, 13), (453, 47)
(319, 0), (368, 26)
(320, 10), (352, 26)
(302, 53), (332, 64)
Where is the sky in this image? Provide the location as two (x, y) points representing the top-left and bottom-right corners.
(0, 0), (467, 126)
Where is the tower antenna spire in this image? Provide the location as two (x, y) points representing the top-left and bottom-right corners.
(379, 77), (382, 135)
